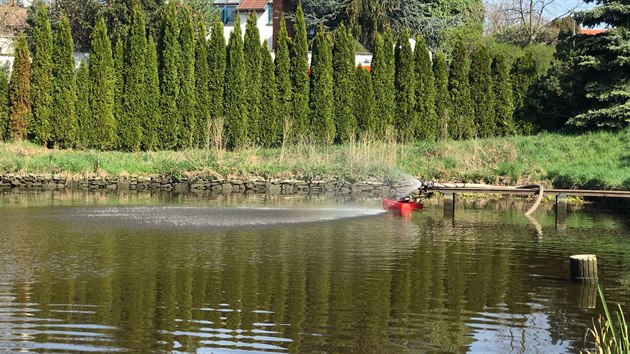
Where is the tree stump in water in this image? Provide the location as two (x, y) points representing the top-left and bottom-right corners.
(570, 254), (598, 283)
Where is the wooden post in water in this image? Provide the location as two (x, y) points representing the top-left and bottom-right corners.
(444, 192), (455, 220)
(555, 194), (567, 230)
(570, 254), (598, 283)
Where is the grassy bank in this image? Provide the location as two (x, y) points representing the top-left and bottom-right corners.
(1, 129), (629, 189)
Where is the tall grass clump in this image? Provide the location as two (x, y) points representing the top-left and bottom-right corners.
(583, 286), (629, 354)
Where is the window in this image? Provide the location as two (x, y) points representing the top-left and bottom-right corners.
(267, 3), (273, 24)
(221, 5), (237, 24)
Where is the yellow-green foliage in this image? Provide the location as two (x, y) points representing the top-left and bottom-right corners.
(1, 129), (628, 190)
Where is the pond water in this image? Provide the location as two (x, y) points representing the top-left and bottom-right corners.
(0, 192), (629, 353)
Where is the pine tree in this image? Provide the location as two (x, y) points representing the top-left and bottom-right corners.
(159, 2), (180, 149)
(242, 11), (262, 145)
(449, 38), (474, 139)
(275, 18), (292, 143)
(89, 18), (116, 149)
(492, 54), (515, 135)
(113, 38), (124, 148)
(394, 29), (416, 143)
(194, 21), (210, 148)
(469, 44), (495, 138)
(309, 26), (335, 144)
(75, 60), (90, 149)
(8, 35), (31, 141)
(354, 64), (375, 138)
(208, 16), (225, 134)
(178, 6), (196, 149)
(143, 35), (160, 151)
(414, 34), (437, 141)
(333, 23), (356, 143)
(0, 68), (9, 140)
(30, 4), (53, 145)
(290, 2), (310, 140)
(433, 51), (450, 141)
(571, 0), (630, 127)
(224, 16), (247, 149)
(51, 14), (77, 148)
(259, 42), (279, 147)
(120, 3), (146, 151)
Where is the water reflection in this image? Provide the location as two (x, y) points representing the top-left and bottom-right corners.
(0, 192), (629, 353)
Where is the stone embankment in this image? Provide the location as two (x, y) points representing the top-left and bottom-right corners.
(0, 174), (398, 196)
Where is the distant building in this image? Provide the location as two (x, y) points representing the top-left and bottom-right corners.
(579, 28), (608, 35)
(213, 0), (299, 49)
(213, 0), (275, 48)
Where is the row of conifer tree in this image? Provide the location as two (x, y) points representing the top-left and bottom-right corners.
(0, 3), (533, 151)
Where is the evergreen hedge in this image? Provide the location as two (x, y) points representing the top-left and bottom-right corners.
(309, 26), (335, 144)
(30, 4), (53, 145)
(50, 15), (76, 148)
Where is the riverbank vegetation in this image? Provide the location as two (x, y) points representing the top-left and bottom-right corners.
(583, 287), (629, 354)
(2, 128), (628, 189)
(0, 0), (627, 189)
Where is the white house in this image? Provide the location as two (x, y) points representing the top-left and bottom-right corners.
(213, 0), (274, 48)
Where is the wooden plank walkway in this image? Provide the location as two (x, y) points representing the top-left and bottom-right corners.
(430, 186), (630, 198)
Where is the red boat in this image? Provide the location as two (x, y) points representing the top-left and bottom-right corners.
(382, 198), (424, 213)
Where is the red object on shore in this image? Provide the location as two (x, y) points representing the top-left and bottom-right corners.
(382, 198), (424, 212)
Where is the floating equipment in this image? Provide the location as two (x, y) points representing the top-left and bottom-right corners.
(382, 198), (423, 212)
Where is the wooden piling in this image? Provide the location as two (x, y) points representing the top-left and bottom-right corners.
(570, 254), (598, 283)
(443, 192), (455, 220)
(555, 194), (567, 230)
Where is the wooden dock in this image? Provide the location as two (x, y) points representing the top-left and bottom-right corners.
(426, 183), (630, 228)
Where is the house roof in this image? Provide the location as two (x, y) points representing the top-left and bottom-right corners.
(579, 28), (608, 35)
(238, 0), (269, 10)
(0, 5), (27, 36)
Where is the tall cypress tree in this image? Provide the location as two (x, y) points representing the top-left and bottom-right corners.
(394, 29), (416, 143)
(113, 38), (124, 148)
(8, 35), (31, 141)
(243, 11), (262, 145)
(511, 52), (537, 129)
(492, 54), (515, 136)
(89, 18), (116, 150)
(333, 23), (356, 143)
(275, 18), (292, 142)
(309, 26), (334, 145)
(224, 16), (247, 149)
(0, 68), (9, 140)
(414, 34), (437, 141)
(260, 42), (279, 147)
(121, 3), (146, 151)
(51, 14), (77, 148)
(469, 44), (495, 138)
(159, 2), (180, 149)
(371, 33), (387, 133)
(290, 2), (310, 140)
(30, 4), (53, 146)
(433, 51), (450, 141)
(178, 6), (196, 149)
(194, 21), (210, 148)
(382, 27), (396, 129)
(449, 38), (474, 139)
(75, 60), (90, 149)
(208, 16), (225, 131)
(144, 35), (160, 151)
(354, 64), (375, 138)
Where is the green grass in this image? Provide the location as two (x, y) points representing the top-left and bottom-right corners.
(0, 129), (628, 189)
(583, 286), (629, 354)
